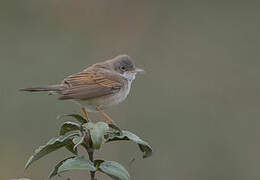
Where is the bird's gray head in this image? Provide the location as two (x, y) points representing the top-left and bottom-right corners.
(113, 55), (134, 73)
(112, 54), (143, 72)
(111, 55), (144, 81)
(93, 54), (144, 81)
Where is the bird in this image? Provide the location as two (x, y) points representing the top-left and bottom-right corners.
(20, 54), (144, 125)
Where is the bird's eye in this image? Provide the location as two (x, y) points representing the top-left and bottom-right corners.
(120, 66), (126, 71)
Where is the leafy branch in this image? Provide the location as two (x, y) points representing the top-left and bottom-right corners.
(23, 114), (152, 180)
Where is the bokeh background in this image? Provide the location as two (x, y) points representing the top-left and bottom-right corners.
(1, 0), (260, 179)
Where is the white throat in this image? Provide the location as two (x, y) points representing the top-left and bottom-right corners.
(121, 71), (136, 81)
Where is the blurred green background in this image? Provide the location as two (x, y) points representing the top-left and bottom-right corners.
(1, 0), (260, 179)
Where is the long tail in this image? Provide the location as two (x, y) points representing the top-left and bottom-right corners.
(20, 84), (64, 92)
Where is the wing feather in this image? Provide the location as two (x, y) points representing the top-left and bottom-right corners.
(59, 69), (122, 100)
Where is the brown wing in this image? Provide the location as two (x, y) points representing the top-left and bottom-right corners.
(59, 68), (122, 100)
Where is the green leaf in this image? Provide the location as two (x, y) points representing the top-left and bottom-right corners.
(106, 130), (152, 158)
(83, 122), (109, 149)
(108, 124), (122, 133)
(65, 141), (78, 155)
(48, 156), (75, 179)
(25, 133), (79, 169)
(58, 114), (88, 124)
(73, 131), (86, 151)
(59, 121), (85, 154)
(49, 156), (96, 179)
(60, 121), (81, 136)
(97, 160), (130, 180)
(72, 136), (83, 145)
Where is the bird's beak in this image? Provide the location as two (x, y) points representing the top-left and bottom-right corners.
(128, 67), (145, 73)
(135, 67), (145, 73)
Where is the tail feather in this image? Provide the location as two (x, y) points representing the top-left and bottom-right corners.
(20, 85), (64, 92)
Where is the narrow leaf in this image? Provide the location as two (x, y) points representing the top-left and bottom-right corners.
(65, 142), (78, 155)
(109, 124), (122, 133)
(49, 156), (96, 179)
(97, 160), (130, 180)
(72, 136), (83, 145)
(106, 130), (152, 158)
(73, 131), (86, 151)
(25, 133), (79, 169)
(48, 156), (75, 179)
(60, 121), (81, 136)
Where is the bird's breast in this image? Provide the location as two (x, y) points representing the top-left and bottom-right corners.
(77, 80), (132, 111)
(105, 79), (132, 106)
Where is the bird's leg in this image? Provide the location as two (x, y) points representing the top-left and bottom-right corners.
(81, 107), (89, 121)
(96, 106), (116, 125)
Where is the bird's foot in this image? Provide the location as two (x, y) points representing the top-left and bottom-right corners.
(96, 106), (117, 125)
(81, 107), (89, 121)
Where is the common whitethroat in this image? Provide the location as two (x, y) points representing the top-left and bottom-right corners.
(21, 54), (144, 125)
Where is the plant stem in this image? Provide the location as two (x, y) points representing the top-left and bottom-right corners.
(88, 149), (95, 180)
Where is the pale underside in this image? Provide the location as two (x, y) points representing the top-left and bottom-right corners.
(62, 69), (136, 112)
